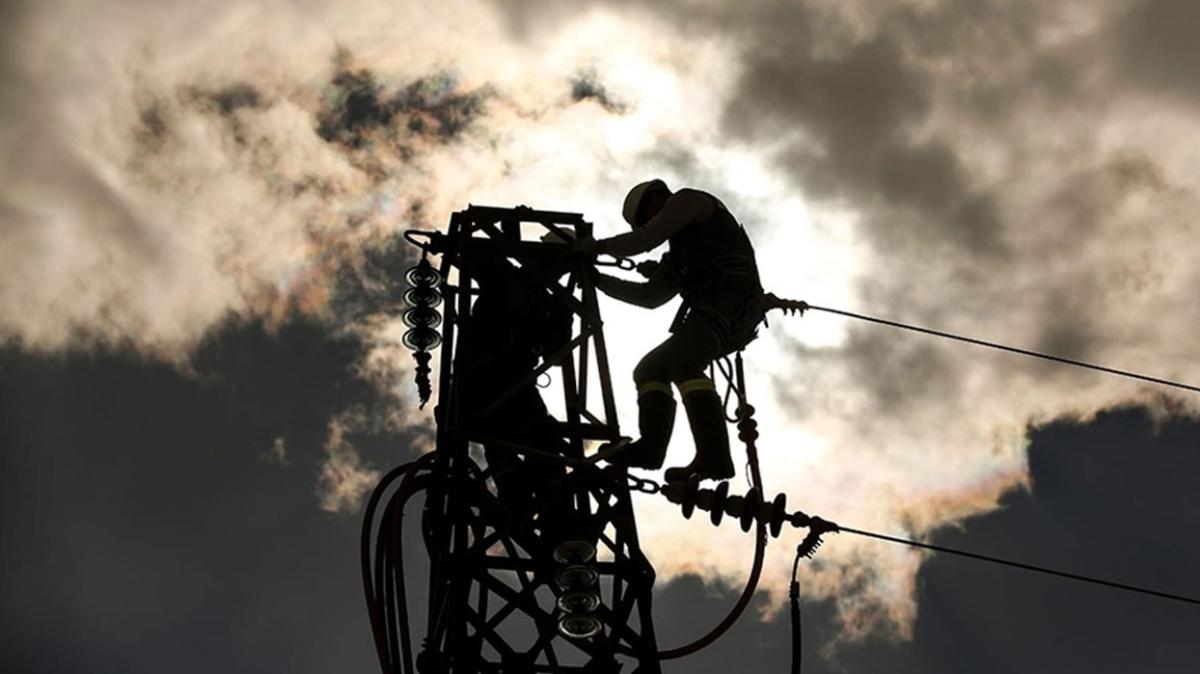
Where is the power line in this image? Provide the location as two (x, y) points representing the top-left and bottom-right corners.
(801, 303), (1200, 395)
(837, 525), (1200, 607)
(767, 303), (1200, 604)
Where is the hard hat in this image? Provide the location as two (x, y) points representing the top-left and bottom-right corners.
(622, 179), (670, 226)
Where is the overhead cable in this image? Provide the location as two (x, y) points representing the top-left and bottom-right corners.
(838, 525), (1200, 607)
(777, 299), (1200, 395)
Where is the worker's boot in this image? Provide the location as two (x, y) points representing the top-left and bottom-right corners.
(664, 380), (734, 482)
(598, 386), (675, 470)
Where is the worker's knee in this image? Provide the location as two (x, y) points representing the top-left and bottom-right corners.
(636, 380), (674, 399)
(665, 362), (707, 386)
(673, 374), (717, 397)
(633, 352), (668, 385)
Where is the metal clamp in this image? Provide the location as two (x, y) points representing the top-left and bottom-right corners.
(404, 229), (445, 253)
(626, 474), (662, 495)
(596, 255), (635, 271)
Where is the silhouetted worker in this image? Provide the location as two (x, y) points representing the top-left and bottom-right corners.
(579, 179), (765, 482)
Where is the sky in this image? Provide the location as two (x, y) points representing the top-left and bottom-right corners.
(2, 0), (1199, 671)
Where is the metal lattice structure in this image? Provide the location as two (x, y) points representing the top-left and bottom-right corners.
(363, 196), (1200, 674)
(365, 205), (663, 674)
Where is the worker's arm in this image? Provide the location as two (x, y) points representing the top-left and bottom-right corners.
(594, 254), (681, 308)
(596, 189), (714, 258)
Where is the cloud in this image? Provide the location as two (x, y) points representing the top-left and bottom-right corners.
(5, 0), (1200, 644)
(316, 410), (381, 513)
(570, 67), (629, 114)
(6, 338), (1194, 673)
(1113, 0), (1200, 102)
(316, 52), (493, 150)
(0, 336), (407, 673)
(487, 0), (1200, 636)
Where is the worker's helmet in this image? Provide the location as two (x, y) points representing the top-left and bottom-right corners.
(622, 179), (670, 227)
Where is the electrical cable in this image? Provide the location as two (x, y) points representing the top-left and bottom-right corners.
(837, 525), (1200, 607)
(383, 238), (1200, 669)
(381, 508), (401, 671)
(362, 455), (435, 674)
(767, 298), (1200, 670)
(384, 475), (434, 674)
(789, 545), (803, 674)
(654, 352), (768, 660)
(713, 356), (754, 488)
(803, 303), (1200, 395)
(362, 461), (418, 671)
(715, 355), (742, 423)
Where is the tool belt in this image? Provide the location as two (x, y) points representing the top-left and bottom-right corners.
(670, 260), (765, 353)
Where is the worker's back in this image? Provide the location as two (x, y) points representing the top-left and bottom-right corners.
(666, 189), (765, 352)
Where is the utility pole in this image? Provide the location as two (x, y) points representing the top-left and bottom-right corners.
(365, 206), (662, 673)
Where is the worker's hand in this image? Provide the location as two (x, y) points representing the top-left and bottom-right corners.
(635, 259), (659, 278)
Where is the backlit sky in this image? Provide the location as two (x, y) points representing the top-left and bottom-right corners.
(3, 0), (1199, 671)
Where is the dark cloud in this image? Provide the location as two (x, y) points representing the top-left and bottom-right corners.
(570, 68), (627, 114)
(888, 405), (1200, 673)
(721, 21), (1007, 259)
(1042, 154), (1168, 247)
(133, 82), (266, 158)
(490, 0), (1009, 256)
(571, 0), (1199, 435)
(200, 81), (263, 116)
(888, 0), (1085, 112)
(6, 337), (1195, 674)
(776, 326), (962, 421)
(178, 82), (267, 145)
(1115, 0), (1200, 102)
(396, 73), (490, 139)
(316, 52), (491, 149)
(329, 228), (420, 324)
(0, 312), (432, 674)
(7, 1), (1200, 667)
(659, 405), (1200, 673)
(1012, 153), (1174, 366)
(317, 65), (393, 148)
(0, 1), (32, 106)
(134, 98), (170, 152)
(188, 315), (387, 448)
(1032, 310), (1096, 366)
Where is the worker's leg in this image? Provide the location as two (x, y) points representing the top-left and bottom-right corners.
(603, 339), (678, 469)
(665, 377), (734, 481)
(661, 316), (734, 481)
(603, 316), (733, 474)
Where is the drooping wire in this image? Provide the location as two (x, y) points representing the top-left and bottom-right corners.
(362, 454), (436, 674)
(789, 544), (804, 674)
(801, 302), (1200, 395)
(716, 355), (742, 423)
(837, 525), (1200, 607)
(651, 351), (769, 661)
(363, 461), (417, 671)
(712, 355), (754, 487)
